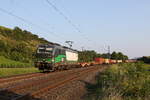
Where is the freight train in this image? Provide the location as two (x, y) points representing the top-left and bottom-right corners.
(34, 44), (79, 71)
(34, 44), (133, 72)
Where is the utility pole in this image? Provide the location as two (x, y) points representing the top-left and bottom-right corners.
(108, 45), (111, 59)
(81, 47), (84, 51)
(65, 41), (74, 48)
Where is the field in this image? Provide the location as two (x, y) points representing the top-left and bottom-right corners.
(0, 67), (39, 77)
(0, 56), (39, 77)
(85, 63), (150, 100)
(0, 56), (33, 68)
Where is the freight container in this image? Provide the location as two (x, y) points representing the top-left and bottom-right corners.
(113, 60), (117, 63)
(117, 60), (123, 63)
(110, 60), (117, 64)
(125, 60), (129, 63)
(125, 60), (136, 63)
(104, 59), (110, 64)
(95, 58), (105, 64)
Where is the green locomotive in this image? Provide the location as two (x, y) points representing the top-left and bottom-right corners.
(34, 44), (79, 71)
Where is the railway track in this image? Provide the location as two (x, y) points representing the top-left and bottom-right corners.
(0, 69), (82, 93)
(0, 72), (42, 84)
(0, 69), (76, 87)
(0, 65), (105, 100)
(31, 66), (99, 97)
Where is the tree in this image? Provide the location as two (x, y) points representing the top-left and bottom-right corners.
(111, 51), (117, 60)
(117, 52), (124, 60)
(101, 53), (109, 58)
(110, 51), (128, 60)
(138, 56), (150, 64)
(0, 40), (5, 51)
(13, 27), (23, 40)
(79, 50), (99, 62)
(0, 26), (50, 63)
(123, 55), (128, 60)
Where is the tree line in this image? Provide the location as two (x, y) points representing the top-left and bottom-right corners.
(137, 56), (150, 64)
(78, 50), (128, 62)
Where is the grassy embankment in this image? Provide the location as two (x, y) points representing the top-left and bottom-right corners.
(0, 56), (33, 68)
(0, 56), (39, 77)
(85, 63), (150, 100)
(0, 68), (39, 77)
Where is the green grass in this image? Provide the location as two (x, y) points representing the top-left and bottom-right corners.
(85, 63), (150, 100)
(0, 56), (33, 68)
(0, 67), (39, 77)
(0, 56), (39, 77)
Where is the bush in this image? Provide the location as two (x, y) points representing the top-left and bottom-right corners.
(85, 63), (150, 100)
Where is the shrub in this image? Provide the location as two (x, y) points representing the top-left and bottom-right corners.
(85, 63), (150, 100)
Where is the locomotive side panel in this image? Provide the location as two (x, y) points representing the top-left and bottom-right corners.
(65, 50), (78, 62)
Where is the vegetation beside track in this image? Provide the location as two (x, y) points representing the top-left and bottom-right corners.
(85, 63), (150, 100)
(78, 51), (128, 63)
(0, 67), (39, 77)
(138, 56), (150, 64)
(0, 56), (33, 68)
(0, 26), (49, 67)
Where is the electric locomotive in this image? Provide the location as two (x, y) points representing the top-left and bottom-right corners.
(34, 44), (78, 71)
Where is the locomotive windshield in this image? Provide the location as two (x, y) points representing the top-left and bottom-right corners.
(38, 45), (53, 53)
(38, 47), (53, 53)
(36, 45), (54, 58)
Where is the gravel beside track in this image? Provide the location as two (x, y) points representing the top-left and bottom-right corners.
(0, 69), (80, 89)
(0, 65), (108, 100)
(0, 72), (43, 87)
(34, 66), (106, 100)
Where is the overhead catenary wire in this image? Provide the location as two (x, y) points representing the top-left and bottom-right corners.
(45, 0), (107, 51)
(0, 7), (66, 40)
(0, 2), (106, 51)
(45, 0), (93, 42)
(45, 0), (111, 52)
(45, 0), (81, 33)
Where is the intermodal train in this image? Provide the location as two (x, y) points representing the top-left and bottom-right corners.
(34, 44), (133, 72)
(34, 44), (79, 71)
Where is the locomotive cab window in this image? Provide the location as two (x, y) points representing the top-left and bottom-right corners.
(61, 49), (65, 55)
(55, 48), (65, 56)
(55, 49), (61, 56)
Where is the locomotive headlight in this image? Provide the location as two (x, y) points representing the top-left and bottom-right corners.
(52, 59), (54, 62)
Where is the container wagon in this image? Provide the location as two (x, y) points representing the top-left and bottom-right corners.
(104, 59), (110, 64)
(117, 60), (123, 63)
(109, 59), (117, 64)
(95, 58), (105, 65)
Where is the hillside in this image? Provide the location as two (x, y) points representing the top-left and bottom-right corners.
(0, 26), (52, 66)
(0, 26), (129, 68)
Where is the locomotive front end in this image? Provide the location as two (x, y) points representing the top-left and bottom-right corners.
(35, 45), (54, 71)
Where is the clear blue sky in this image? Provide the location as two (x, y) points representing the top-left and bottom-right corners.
(0, 0), (150, 58)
